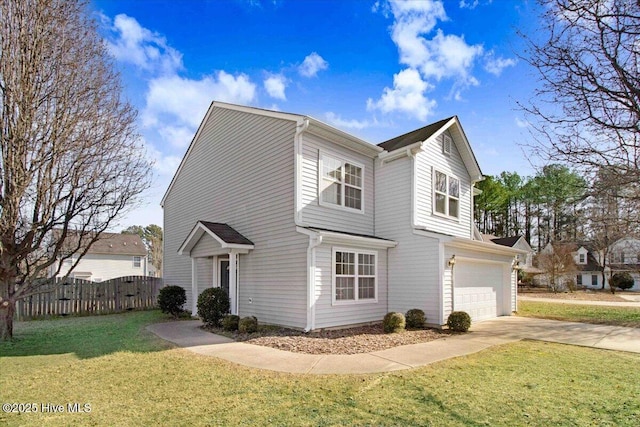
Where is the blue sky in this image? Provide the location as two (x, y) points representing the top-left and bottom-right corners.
(90, 0), (542, 229)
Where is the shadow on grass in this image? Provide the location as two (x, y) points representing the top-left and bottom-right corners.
(0, 310), (175, 359)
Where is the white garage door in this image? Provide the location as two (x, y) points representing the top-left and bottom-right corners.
(454, 262), (503, 322)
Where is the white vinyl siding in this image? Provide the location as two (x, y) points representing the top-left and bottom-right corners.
(300, 133), (375, 235)
(313, 243), (388, 329)
(415, 131), (473, 238)
(53, 253), (147, 281)
(163, 107), (308, 329)
(332, 248), (377, 304)
(375, 156), (443, 324)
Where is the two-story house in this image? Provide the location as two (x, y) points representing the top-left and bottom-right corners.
(162, 102), (525, 330)
(50, 232), (149, 281)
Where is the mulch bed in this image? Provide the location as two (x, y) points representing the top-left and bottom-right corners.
(202, 322), (454, 355)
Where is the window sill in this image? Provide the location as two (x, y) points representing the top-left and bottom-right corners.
(332, 298), (378, 306)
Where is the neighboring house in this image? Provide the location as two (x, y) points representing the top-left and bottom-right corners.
(162, 102), (525, 330)
(50, 232), (149, 281)
(481, 234), (535, 273)
(602, 237), (640, 290)
(574, 243), (605, 288)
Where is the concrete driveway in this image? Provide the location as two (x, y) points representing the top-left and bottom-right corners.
(147, 316), (640, 374)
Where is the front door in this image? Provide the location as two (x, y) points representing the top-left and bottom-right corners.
(219, 258), (230, 297)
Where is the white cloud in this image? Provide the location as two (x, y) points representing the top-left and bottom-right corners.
(324, 112), (372, 130)
(299, 52), (329, 77)
(367, 68), (436, 121)
(143, 72), (257, 131)
(515, 117), (530, 128)
(264, 74), (287, 100)
(459, 0), (479, 9)
(419, 30), (483, 82)
(484, 52), (517, 76)
(104, 14), (183, 75)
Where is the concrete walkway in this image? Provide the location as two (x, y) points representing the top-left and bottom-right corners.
(146, 316), (640, 374)
(519, 295), (640, 307)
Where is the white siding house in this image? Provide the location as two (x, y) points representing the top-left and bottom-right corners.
(163, 102), (525, 330)
(50, 233), (148, 281)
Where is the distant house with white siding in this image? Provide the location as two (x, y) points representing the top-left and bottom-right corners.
(50, 232), (149, 281)
(162, 102), (525, 330)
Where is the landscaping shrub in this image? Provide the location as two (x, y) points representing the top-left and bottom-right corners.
(222, 314), (240, 331)
(405, 309), (426, 329)
(157, 285), (186, 318)
(238, 316), (258, 333)
(197, 288), (230, 327)
(611, 272), (635, 291)
(447, 311), (472, 332)
(383, 312), (406, 333)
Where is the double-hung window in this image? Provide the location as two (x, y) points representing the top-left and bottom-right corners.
(333, 248), (377, 303)
(434, 170), (459, 218)
(133, 256), (142, 268)
(320, 153), (363, 211)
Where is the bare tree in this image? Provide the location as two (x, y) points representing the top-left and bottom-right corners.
(536, 242), (579, 292)
(520, 0), (640, 195)
(0, 0), (152, 340)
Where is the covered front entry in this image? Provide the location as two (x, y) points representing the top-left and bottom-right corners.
(178, 221), (254, 316)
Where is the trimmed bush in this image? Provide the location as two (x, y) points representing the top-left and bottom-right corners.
(611, 272), (635, 290)
(157, 285), (186, 318)
(238, 316), (258, 334)
(222, 314), (240, 331)
(405, 309), (426, 329)
(447, 311), (472, 332)
(197, 287), (230, 327)
(383, 312), (406, 333)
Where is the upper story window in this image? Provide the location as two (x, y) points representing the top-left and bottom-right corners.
(578, 253), (586, 264)
(133, 256), (142, 268)
(434, 170), (459, 219)
(320, 153), (363, 212)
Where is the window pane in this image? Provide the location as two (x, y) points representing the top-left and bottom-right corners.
(358, 253), (375, 276)
(336, 277), (355, 300)
(344, 163), (362, 187)
(435, 171), (446, 193)
(449, 177), (459, 198)
(336, 251), (354, 275)
(358, 277), (375, 299)
(591, 275), (598, 286)
(321, 181), (341, 205)
(344, 186), (362, 209)
(322, 157), (342, 181)
(448, 198), (459, 218)
(435, 193), (446, 214)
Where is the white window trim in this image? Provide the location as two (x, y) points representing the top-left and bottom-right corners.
(432, 169), (460, 220)
(133, 256), (142, 268)
(331, 247), (378, 305)
(318, 151), (365, 214)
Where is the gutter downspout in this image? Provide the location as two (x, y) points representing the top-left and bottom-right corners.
(305, 234), (323, 332)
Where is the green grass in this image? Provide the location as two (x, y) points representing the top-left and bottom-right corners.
(2, 311), (640, 426)
(518, 300), (640, 328)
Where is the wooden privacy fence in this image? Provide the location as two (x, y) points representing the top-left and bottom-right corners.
(15, 276), (164, 320)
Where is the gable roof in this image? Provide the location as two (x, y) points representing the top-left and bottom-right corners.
(377, 116), (482, 181)
(378, 117), (453, 151)
(58, 231), (147, 256)
(177, 221), (254, 255)
(199, 221), (254, 245)
(491, 236), (522, 247)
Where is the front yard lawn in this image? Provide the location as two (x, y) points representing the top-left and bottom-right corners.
(1, 311), (639, 426)
(518, 300), (640, 328)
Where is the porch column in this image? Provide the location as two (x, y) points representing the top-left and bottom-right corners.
(191, 258), (197, 315)
(229, 250), (238, 315)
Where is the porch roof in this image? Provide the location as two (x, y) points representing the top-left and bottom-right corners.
(178, 221), (254, 256)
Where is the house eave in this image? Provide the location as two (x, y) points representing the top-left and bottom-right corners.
(445, 237), (528, 257)
(178, 221), (255, 256)
(305, 120), (382, 157)
(296, 226), (397, 249)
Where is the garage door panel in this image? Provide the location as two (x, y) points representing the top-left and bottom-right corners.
(454, 262), (502, 322)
